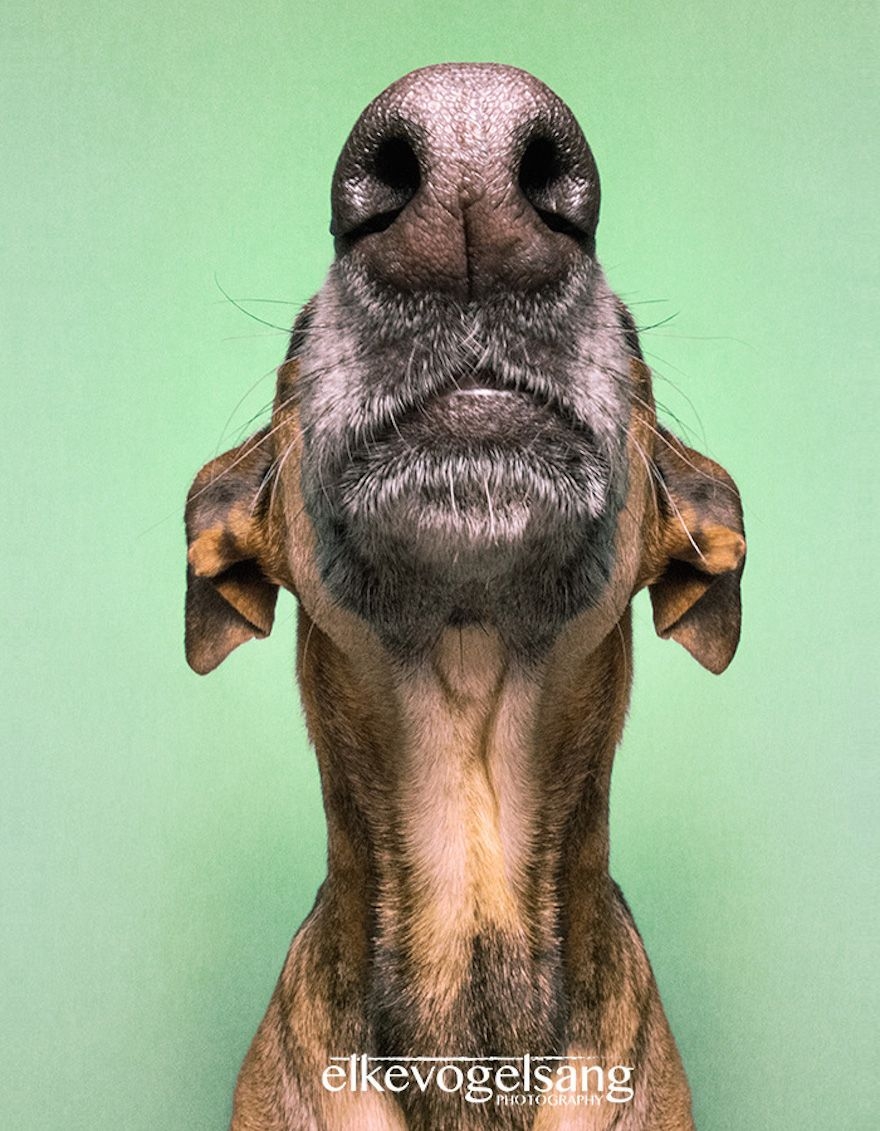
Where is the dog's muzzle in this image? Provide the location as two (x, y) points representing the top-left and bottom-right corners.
(290, 64), (634, 656)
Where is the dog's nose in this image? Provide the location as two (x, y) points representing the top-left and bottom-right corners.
(330, 64), (600, 298)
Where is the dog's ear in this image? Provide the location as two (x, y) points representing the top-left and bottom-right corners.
(647, 427), (746, 674)
(184, 428), (279, 674)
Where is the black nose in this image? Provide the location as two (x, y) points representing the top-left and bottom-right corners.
(330, 64), (601, 298)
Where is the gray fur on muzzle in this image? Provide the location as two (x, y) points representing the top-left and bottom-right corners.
(287, 64), (642, 657)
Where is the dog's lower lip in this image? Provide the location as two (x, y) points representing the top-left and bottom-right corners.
(437, 387), (520, 402)
(352, 380), (590, 458)
(448, 372), (508, 393)
(417, 385), (560, 432)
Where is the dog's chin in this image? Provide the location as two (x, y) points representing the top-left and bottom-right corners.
(304, 388), (624, 655)
(335, 390), (608, 580)
(348, 475), (556, 584)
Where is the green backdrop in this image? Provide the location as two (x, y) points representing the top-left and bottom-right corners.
(2, 2), (877, 1127)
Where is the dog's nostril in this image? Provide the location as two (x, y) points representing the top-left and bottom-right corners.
(339, 135), (421, 244)
(518, 135), (588, 243)
(519, 136), (561, 195)
(373, 136), (421, 196)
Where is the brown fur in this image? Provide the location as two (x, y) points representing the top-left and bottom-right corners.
(184, 354), (745, 1129)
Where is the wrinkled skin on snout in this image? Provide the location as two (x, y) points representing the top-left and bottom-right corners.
(185, 63), (745, 673)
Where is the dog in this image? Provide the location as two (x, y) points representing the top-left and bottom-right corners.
(184, 64), (745, 1131)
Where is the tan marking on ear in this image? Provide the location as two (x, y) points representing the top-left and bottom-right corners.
(187, 525), (227, 577)
(227, 500), (262, 539)
(690, 522), (745, 573)
(662, 506), (746, 574)
(188, 503), (274, 580)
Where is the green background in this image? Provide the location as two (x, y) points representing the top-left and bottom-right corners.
(2, 2), (877, 1127)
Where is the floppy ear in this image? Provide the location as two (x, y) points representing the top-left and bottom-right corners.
(184, 428), (279, 674)
(647, 427), (746, 674)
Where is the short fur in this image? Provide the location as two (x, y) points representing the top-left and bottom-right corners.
(184, 64), (745, 1130)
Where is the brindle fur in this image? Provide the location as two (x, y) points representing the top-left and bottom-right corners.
(184, 65), (745, 1130)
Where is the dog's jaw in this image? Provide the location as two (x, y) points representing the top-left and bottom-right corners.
(291, 257), (636, 657)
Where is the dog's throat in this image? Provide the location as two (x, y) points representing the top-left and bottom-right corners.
(367, 630), (567, 1060)
(295, 608), (635, 1125)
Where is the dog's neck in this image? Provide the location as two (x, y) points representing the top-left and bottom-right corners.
(297, 609), (632, 1058)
